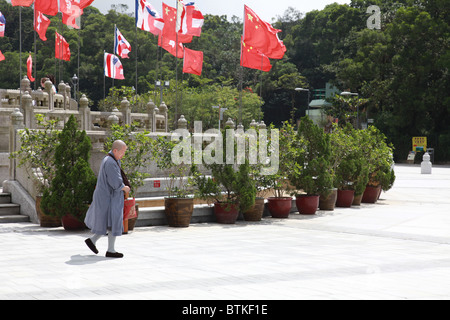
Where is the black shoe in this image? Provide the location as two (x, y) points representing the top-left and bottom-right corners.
(106, 251), (124, 258)
(85, 238), (99, 254)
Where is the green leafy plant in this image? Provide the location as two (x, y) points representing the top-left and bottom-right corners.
(11, 114), (59, 193)
(263, 122), (297, 198)
(289, 116), (333, 196)
(40, 115), (97, 221)
(191, 128), (256, 213)
(357, 125), (395, 191)
(330, 123), (369, 196)
(151, 135), (194, 199)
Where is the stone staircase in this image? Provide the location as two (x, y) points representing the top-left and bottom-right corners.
(0, 191), (29, 223)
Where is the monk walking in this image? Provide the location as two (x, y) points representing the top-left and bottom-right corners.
(84, 140), (130, 258)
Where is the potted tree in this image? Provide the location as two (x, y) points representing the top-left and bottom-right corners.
(11, 114), (61, 227)
(105, 122), (155, 230)
(192, 161), (256, 224)
(358, 126), (395, 203)
(289, 117), (333, 215)
(192, 128), (256, 224)
(40, 115), (97, 230)
(152, 134), (195, 228)
(265, 122), (296, 218)
(330, 124), (369, 207)
(244, 163), (271, 221)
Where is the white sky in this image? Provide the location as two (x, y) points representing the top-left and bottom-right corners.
(91, 0), (351, 22)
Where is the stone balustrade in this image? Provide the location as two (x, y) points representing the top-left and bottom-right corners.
(0, 76), (168, 134)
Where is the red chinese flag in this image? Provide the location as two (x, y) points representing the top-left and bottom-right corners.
(79, 0), (95, 9)
(0, 50), (5, 61)
(158, 34), (184, 58)
(240, 37), (272, 72)
(11, 0), (34, 6)
(34, 0), (58, 16)
(34, 10), (51, 41)
(162, 3), (193, 44)
(55, 32), (71, 61)
(27, 54), (35, 82)
(60, 0), (82, 29)
(183, 48), (203, 76)
(243, 5), (286, 60)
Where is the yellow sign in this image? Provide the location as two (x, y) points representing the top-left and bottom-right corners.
(412, 137), (427, 152)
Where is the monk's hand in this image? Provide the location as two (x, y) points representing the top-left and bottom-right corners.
(122, 186), (131, 194)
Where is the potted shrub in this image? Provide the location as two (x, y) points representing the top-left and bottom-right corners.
(358, 126), (395, 203)
(289, 117), (333, 215)
(152, 134), (195, 228)
(105, 122), (155, 230)
(11, 114), (61, 227)
(330, 124), (369, 207)
(238, 126), (273, 221)
(40, 115), (97, 230)
(192, 129), (256, 224)
(265, 122), (296, 218)
(244, 163), (271, 221)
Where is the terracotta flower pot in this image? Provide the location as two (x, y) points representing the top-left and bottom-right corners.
(243, 198), (265, 221)
(61, 214), (86, 231)
(319, 189), (337, 211)
(267, 197), (292, 218)
(362, 185), (381, 203)
(336, 189), (355, 207)
(352, 194), (363, 206)
(36, 195), (61, 228)
(296, 194), (319, 215)
(214, 202), (239, 224)
(165, 198), (194, 227)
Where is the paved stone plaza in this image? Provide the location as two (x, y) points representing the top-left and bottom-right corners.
(1, 164), (450, 300)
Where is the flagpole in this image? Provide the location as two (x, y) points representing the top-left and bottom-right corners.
(259, 55), (264, 122)
(77, 18), (80, 102)
(19, 6), (22, 106)
(135, 21), (138, 94)
(112, 25), (116, 89)
(175, 1), (179, 129)
(103, 51), (106, 100)
(33, 5), (37, 91)
(238, 5), (246, 126)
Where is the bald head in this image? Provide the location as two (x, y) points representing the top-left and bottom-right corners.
(112, 140), (126, 151)
(112, 140), (127, 160)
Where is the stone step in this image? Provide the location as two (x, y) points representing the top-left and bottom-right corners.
(0, 215), (30, 223)
(135, 196), (209, 208)
(135, 204), (215, 227)
(0, 197), (30, 223)
(0, 192), (11, 204)
(0, 203), (20, 216)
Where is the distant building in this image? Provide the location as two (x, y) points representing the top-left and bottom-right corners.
(305, 83), (339, 127)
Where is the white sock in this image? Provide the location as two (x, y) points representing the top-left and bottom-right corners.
(90, 234), (102, 245)
(107, 233), (117, 253)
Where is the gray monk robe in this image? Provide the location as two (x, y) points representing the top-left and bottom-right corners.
(85, 152), (125, 237)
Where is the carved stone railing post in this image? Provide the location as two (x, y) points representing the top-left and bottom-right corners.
(9, 108), (24, 180)
(159, 101), (168, 132)
(22, 91), (33, 129)
(177, 115), (187, 129)
(79, 94), (90, 131)
(225, 118), (235, 129)
(147, 99), (157, 132)
(58, 81), (66, 109)
(65, 83), (71, 110)
(107, 107), (120, 128)
(44, 79), (54, 111)
(120, 97), (131, 126)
